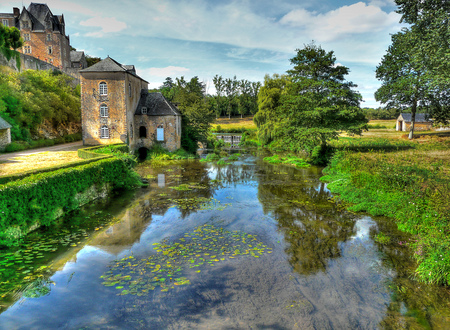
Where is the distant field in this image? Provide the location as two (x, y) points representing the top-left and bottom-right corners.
(212, 116), (256, 130)
(0, 151), (82, 177)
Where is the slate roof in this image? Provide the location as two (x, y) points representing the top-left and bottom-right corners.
(79, 57), (148, 82)
(19, 3), (64, 33)
(135, 91), (181, 116)
(70, 51), (84, 62)
(399, 113), (432, 123)
(0, 117), (12, 130)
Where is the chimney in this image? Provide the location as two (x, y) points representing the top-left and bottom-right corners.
(13, 7), (20, 17)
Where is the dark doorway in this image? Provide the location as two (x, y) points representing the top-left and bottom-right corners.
(138, 147), (148, 160)
(139, 126), (147, 138)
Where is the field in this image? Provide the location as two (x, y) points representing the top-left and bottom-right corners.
(0, 151), (82, 177)
(212, 116), (257, 131)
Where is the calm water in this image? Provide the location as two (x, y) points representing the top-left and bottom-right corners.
(0, 153), (449, 329)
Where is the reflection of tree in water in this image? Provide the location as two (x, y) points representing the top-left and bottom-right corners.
(256, 160), (357, 275)
(210, 163), (258, 186)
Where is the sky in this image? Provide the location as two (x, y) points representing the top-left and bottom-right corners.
(0, 0), (407, 107)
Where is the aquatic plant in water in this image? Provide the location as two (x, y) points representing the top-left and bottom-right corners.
(100, 224), (272, 295)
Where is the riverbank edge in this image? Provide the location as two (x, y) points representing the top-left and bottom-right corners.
(320, 150), (450, 286)
(0, 157), (141, 247)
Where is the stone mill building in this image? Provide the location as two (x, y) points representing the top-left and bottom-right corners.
(79, 57), (181, 153)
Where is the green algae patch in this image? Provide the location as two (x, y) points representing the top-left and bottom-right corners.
(100, 224), (272, 295)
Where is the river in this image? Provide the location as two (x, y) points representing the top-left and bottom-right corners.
(0, 152), (449, 329)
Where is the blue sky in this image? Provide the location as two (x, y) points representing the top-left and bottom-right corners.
(1, 0), (406, 107)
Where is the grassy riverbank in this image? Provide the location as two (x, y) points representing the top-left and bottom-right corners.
(322, 135), (450, 285)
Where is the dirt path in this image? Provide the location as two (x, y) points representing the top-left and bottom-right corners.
(0, 141), (84, 162)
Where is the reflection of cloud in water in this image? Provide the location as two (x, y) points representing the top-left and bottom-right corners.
(350, 216), (377, 241)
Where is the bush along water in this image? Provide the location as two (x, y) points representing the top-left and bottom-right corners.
(0, 157), (141, 248)
(321, 150), (450, 285)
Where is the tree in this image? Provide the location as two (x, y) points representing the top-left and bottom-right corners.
(171, 76), (214, 152)
(375, 1), (450, 137)
(86, 55), (101, 67)
(375, 30), (429, 139)
(255, 44), (367, 160)
(0, 25), (23, 69)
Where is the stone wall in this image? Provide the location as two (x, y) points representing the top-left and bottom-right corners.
(132, 115), (181, 151)
(400, 122), (433, 131)
(0, 128), (11, 151)
(81, 71), (128, 145)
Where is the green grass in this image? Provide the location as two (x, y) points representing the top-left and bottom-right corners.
(263, 154), (310, 168)
(321, 139), (450, 285)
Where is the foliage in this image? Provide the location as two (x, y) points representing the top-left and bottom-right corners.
(362, 107), (399, 120)
(0, 157), (141, 247)
(321, 144), (450, 285)
(3, 133), (81, 153)
(254, 44), (367, 155)
(0, 24), (23, 69)
(146, 144), (196, 161)
(263, 154), (310, 168)
(85, 55), (101, 67)
(0, 69), (80, 142)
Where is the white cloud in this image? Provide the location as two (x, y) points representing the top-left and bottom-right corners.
(280, 2), (399, 42)
(80, 16), (127, 37)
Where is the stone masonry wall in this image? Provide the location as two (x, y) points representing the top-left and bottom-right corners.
(133, 115), (181, 151)
(81, 72), (127, 145)
(0, 128), (11, 151)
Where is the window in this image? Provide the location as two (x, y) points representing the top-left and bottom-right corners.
(46, 33), (51, 41)
(141, 107), (147, 114)
(22, 21), (29, 29)
(48, 46), (52, 54)
(130, 124), (133, 138)
(100, 104), (108, 117)
(23, 46), (31, 54)
(100, 125), (109, 139)
(139, 126), (147, 138)
(2, 19), (8, 27)
(23, 33), (30, 41)
(157, 124), (164, 141)
(128, 83), (131, 97)
(99, 82), (107, 96)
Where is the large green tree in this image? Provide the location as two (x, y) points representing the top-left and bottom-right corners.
(375, 1), (450, 137)
(255, 44), (367, 159)
(0, 25), (23, 69)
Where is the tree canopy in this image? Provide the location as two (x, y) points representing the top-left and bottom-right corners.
(0, 25), (23, 69)
(254, 44), (367, 160)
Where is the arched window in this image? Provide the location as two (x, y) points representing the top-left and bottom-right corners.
(100, 104), (108, 117)
(157, 124), (164, 141)
(99, 82), (107, 95)
(139, 126), (147, 138)
(100, 125), (109, 139)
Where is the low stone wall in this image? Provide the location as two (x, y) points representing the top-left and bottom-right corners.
(0, 128), (11, 151)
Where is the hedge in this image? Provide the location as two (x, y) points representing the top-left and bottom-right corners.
(0, 157), (140, 247)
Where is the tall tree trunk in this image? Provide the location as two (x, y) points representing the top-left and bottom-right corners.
(408, 100), (417, 139)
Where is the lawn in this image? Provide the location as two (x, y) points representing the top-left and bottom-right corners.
(212, 116), (257, 131)
(0, 151), (83, 177)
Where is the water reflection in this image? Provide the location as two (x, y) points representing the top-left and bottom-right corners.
(0, 154), (449, 329)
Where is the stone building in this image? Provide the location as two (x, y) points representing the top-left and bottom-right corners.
(0, 3), (84, 71)
(70, 51), (87, 69)
(0, 117), (12, 151)
(80, 56), (181, 152)
(396, 113), (433, 131)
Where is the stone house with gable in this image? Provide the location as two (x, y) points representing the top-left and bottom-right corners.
(80, 56), (181, 153)
(0, 3), (85, 72)
(396, 113), (433, 132)
(0, 117), (12, 151)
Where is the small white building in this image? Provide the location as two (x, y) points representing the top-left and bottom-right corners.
(0, 117), (12, 151)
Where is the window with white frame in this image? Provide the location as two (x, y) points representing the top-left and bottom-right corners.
(23, 33), (30, 41)
(24, 46), (31, 54)
(22, 21), (29, 29)
(142, 107), (147, 114)
(99, 82), (107, 95)
(46, 33), (51, 41)
(100, 125), (109, 138)
(2, 19), (8, 27)
(100, 104), (108, 117)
